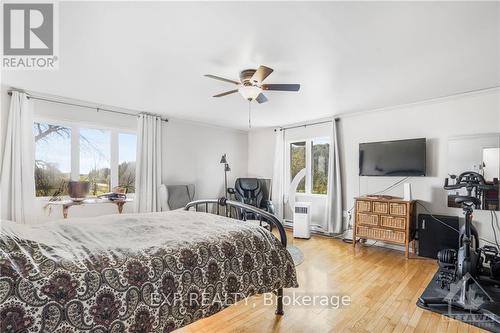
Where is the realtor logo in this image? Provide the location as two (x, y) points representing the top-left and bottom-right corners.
(2, 2), (58, 69)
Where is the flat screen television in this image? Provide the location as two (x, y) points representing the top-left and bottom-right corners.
(359, 138), (426, 176)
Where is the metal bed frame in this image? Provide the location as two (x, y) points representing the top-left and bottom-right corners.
(184, 197), (286, 315)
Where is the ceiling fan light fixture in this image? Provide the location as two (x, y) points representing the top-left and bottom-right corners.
(238, 85), (261, 100)
(205, 65), (300, 105)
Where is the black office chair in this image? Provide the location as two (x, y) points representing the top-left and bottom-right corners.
(228, 178), (275, 227)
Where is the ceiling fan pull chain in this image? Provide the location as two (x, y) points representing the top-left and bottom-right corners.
(248, 100), (252, 128)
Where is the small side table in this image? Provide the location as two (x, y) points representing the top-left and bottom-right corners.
(46, 198), (133, 219)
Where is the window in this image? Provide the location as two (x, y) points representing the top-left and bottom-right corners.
(312, 138), (329, 194)
(80, 128), (111, 196)
(288, 137), (330, 195)
(118, 133), (137, 193)
(290, 141), (306, 193)
(33, 121), (136, 197)
(33, 123), (71, 197)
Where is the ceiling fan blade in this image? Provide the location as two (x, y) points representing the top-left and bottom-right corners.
(262, 84), (300, 92)
(251, 65), (274, 83)
(213, 89), (238, 97)
(204, 74), (240, 85)
(255, 93), (268, 104)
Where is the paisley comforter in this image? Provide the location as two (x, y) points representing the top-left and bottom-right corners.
(0, 210), (298, 332)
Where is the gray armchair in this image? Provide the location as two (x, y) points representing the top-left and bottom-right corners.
(159, 184), (195, 211)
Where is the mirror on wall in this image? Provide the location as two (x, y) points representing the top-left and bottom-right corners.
(447, 134), (500, 211)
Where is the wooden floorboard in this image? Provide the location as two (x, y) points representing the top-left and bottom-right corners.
(176, 231), (488, 332)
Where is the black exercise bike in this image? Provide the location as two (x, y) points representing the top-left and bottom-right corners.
(419, 171), (500, 322)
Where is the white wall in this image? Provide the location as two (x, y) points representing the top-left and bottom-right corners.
(163, 118), (248, 200)
(341, 89), (500, 244)
(247, 129), (275, 179)
(1, 88), (248, 222)
(248, 89), (500, 244)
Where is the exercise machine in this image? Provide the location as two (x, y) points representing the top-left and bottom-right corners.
(419, 172), (500, 322)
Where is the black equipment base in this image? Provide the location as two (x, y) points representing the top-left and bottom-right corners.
(418, 214), (459, 259)
(417, 270), (500, 332)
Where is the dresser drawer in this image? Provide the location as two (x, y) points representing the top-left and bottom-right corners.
(380, 216), (406, 230)
(356, 226), (406, 244)
(389, 203), (407, 216)
(356, 200), (371, 213)
(357, 213), (378, 226)
(372, 201), (388, 214)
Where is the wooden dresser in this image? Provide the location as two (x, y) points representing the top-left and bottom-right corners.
(353, 196), (416, 258)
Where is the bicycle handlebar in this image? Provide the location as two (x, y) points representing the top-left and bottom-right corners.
(444, 171), (496, 191)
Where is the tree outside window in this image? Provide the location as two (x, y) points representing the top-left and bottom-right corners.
(33, 123), (71, 197)
(119, 133), (137, 193)
(312, 138), (329, 194)
(290, 141), (306, 193)
(289, 137), (330, 195)
(33, 122), (137, 197)
(80, 128), (111, 196)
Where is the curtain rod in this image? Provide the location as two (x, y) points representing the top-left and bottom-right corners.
(274, 118), (339, 132)
(7, 90), (168, 123)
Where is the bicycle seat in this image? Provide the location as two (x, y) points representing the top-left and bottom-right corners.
(454, 196), (481, 207)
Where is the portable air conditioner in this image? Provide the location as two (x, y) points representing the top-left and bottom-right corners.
(293, 202), (311, 239)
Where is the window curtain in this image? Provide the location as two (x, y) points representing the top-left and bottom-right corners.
(271, 129), (284, 220)
(134, 113), (164, 213)
(0, 91), (36, 223)
(325, 118), (343, 234)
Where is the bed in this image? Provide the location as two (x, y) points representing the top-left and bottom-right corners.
(0, 199), (298, 332)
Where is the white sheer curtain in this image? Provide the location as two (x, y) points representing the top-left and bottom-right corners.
(326, 118), (343, 234)
(0, 91), (36, 223)
(134, 113), (164, 213)
(271, 129), (285, 219)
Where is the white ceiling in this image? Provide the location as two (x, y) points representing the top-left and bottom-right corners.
(2, 1), (499, 130)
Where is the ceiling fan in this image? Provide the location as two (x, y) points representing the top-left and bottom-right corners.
(204, 65), (300, 104)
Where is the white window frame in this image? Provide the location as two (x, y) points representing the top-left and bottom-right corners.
(33, 117), (136, 199)
(285, 136), (330, 197)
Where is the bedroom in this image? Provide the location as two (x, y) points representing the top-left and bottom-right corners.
(0, 1), (499, 332)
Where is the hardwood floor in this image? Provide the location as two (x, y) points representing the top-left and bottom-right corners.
(177, 231), (487, 333)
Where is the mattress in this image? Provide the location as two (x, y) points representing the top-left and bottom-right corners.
(0, 210), (298, 332)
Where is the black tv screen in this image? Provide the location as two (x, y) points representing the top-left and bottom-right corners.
(359, 138), (426, 176)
